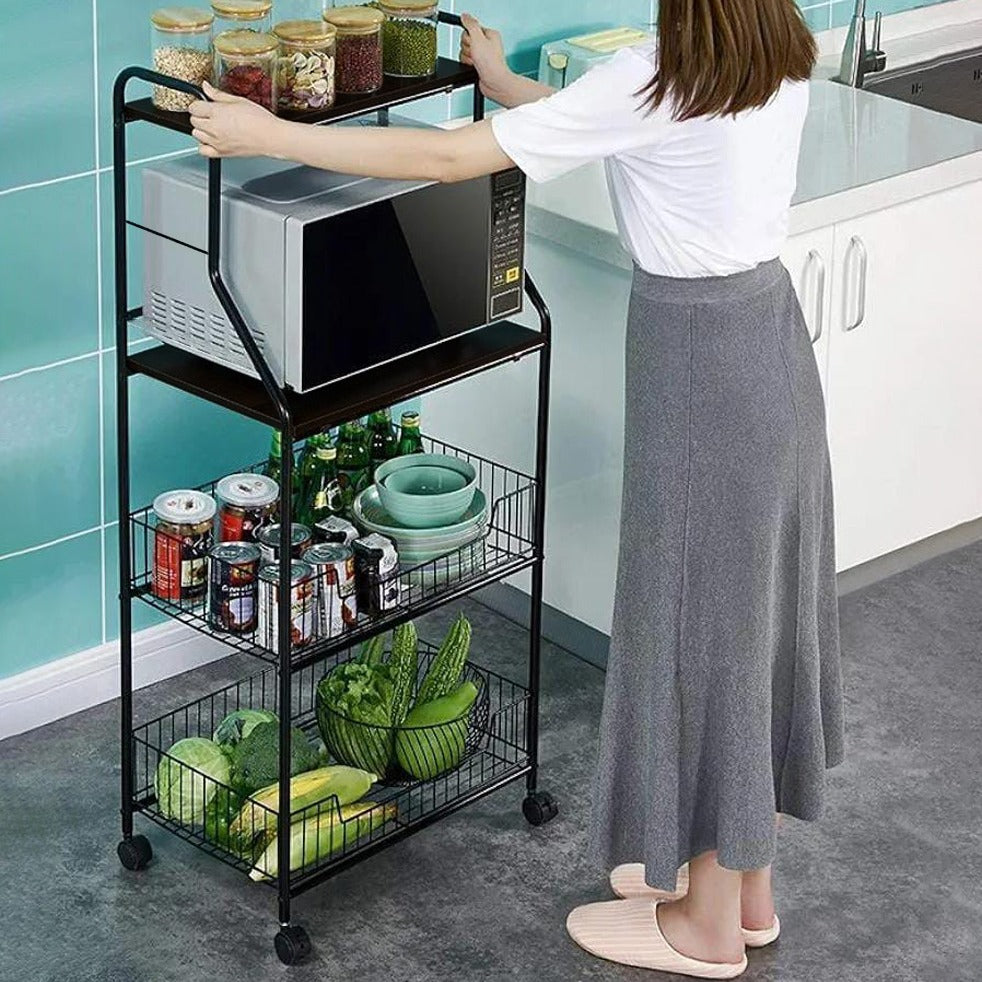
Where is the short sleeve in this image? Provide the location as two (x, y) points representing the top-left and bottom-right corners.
(491, 44), (668, 184)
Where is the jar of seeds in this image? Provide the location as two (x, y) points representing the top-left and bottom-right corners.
(150, 7), (215, 112)
(322, 6), (384, 94)
(379, 0), (438, 77)
(273, 20), (337, 112)
(214, 29), (278, 110)
(210, 0), (272, 35)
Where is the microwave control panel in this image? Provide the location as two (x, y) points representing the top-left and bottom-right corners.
(488, 169), (526, 320)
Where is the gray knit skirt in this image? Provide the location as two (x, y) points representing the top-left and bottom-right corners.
(592, 259), (845, 892)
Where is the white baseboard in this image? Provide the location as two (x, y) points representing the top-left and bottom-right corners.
(0, 622), (231, 742)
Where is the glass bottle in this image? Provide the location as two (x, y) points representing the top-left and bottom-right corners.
(264, 429), (284, 486)
(336, 421), (371, 512)
(397, 410), (424, 455)
(379, 0), (438, 78)
(322, 5), (384, 95)
(214, 28), (278, 110)
(368, 408), (399, 479)
(211, 0), (272, 35)
(150, 7), (214, 112)
(273, 19), (337, 113)
(302, 444), (345, 526)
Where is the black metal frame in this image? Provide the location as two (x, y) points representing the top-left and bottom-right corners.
(113, 27), (552, 955)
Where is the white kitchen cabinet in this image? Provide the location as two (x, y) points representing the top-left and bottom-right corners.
(780, 226), (834, 398)
(825, 180), (982, 570)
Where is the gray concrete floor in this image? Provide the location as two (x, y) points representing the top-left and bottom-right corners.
(2, 541), (981, 982)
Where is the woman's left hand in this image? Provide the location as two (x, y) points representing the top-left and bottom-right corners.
(189, 81), (281, 158)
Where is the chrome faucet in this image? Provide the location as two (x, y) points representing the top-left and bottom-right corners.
(836, 0), (887, 87)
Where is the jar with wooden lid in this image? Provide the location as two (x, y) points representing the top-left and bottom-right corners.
(211, 0), (272, 35)
(322, 6), (384, 95)
(273, 20), (337, 112)
(150, 7), (214, 112)
(214, 29), (278, 110)
(379, 0), (437, 78)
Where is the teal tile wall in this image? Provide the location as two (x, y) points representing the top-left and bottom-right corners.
(798, 0), (951, 32)
(0, 0), (961, 682)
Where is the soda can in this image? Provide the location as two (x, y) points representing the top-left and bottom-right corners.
(313, 515), (359, 547)
(256, 522), (313, 565)
(208, 542), (261, 634)
(152, 490), (216, 604)
(258, 561), (316, 652)
(303, 543), (358, 639)
(352, 533), (400, 619)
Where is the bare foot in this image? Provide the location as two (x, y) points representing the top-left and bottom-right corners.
(741, 868), (776, 931)
(656, 898), (746, 964)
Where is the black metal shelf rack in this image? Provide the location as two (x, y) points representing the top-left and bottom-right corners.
(113, 16), (556, 968)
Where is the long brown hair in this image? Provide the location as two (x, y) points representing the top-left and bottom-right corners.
(643, 0), (817, 120)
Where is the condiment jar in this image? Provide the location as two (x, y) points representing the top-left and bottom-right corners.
(214, 29), (279, 110)
(273, 20), (337, 112)
(379, 0), (438, 78)
(322, 6), (384, 95)
(152, 490), (217, 603)
(217, 473), (280, 542)
(210, 0), (272, 35)
(150, 7), (215, 112)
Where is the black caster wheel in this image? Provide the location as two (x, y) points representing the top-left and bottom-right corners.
(275, 925), (312, 966)
(523, 791), (559, 827)
(117, 835), (153, 871)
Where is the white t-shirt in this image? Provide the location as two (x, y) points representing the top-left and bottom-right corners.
(491, 43), (809, 278)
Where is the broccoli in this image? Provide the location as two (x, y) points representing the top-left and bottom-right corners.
(228, 720), (321, 796)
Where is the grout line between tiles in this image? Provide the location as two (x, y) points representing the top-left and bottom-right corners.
(0, 527), (105, 565)
(93, 0), (108, 644)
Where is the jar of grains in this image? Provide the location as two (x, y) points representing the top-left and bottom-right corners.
(214, 29), (279, 109)
(210, 0), (272, 35)
(322, 6), (384, 94)
(273, 20), (337, 112)
(379, 0), (437, 77)
(150, 7), (214, 112)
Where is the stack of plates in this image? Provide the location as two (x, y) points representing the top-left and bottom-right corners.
(353, 485), (491, 570)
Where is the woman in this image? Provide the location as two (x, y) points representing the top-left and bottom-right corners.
(191, 2), (844, 977)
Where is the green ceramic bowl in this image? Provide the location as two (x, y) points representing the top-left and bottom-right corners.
(374, 455), (479, 529)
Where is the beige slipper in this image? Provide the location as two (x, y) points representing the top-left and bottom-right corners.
(567, 899), (748, 979)
(609, 864), (781, 948)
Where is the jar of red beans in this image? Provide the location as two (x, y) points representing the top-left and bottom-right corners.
(210, 0), (272, 35)
(322, 6), (384, 95)
(214, 29), (279, 110)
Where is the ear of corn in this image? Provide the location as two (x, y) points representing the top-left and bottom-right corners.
(229, 765), (377, 844)
(249, 802), (397, 881)
(389, 621), (418, 725)
(414, 614), (472, 708)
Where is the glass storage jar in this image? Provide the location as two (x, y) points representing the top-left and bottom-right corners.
(214, 29), (278, 110)
(273, 20), (337, 112)
(379, 0), (437, 77)
(150, 7), (214, 112)
(210, 0), (272, 35)
(322, 6), (384, 94)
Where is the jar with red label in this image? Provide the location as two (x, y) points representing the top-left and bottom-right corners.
(152, 490), (217, 603)
(217, 473), (279, 542)
(214, 29), (279, 110)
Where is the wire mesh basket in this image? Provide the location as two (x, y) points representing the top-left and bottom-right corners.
(315, 655), (491, 782)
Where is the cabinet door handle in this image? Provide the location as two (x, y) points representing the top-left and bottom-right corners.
(804, 249), (826, 344)
(844, 235), (868, 332)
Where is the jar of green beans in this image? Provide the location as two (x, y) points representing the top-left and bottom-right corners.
(379, 0), (438, 78)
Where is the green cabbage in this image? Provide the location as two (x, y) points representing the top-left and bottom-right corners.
(155, 737), (231, 826)
(212, 709), (278, 748)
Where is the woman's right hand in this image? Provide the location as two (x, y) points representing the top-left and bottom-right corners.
(459, 13), (510, 98)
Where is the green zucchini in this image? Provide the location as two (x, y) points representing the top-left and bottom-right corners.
(414, 614), (472, 708)
(389, 621), (419, 725)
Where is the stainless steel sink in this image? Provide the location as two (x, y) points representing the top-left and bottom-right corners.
(864, 47), (982, 123)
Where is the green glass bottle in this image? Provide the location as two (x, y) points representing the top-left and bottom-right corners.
(368, 409), (399, 480)
(336, 421), (370, 513)
(300, 443), (344, 527)
(397, 411), (424, 456)
(264, 429), (283, 486)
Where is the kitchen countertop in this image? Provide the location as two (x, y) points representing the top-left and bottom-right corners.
(527, 55), (982, 267)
